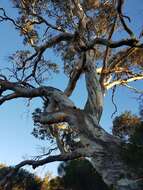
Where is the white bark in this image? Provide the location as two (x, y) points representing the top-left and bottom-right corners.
(105, 75), (143, 90)
(80, 51), (142, 190)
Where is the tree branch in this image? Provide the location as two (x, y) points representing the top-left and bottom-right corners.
(0, 79), (75, 108)
(19, 32), (74, 78)
(100, 15), (117, 88)
(108, 47), (137, 69)
(117, 0), (135, 38)
(0, 8), (21, 29)
(33, 110), (72, 125)
(0, 151), (85, 188)
(29, 13), (66, 33)
(64, 55), (84, 97)
(105, 75), (143, 90)
(123, 83), (143, 94)
(86, 37), (139, 50)
(0, 93), (20, 105)
(41, 33), (74, 50)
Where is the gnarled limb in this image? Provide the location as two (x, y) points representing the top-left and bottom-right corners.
(0, 79), (75, 108)
(33, 110), (75, 126)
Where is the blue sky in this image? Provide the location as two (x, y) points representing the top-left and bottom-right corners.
(0, 0), (143, 177)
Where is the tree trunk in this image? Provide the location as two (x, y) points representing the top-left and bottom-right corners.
(75, 51), (142, 190)
(36, 51), (142, 190)
(71, 107), (141, 190)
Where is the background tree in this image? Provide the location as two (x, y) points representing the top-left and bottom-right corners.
(112, 109), (143, 181)
(40, 175), (64, 190)
(1, 0), (143, 190)
(58, 159), (109, 190)
(0, 164), (42, 190)
(112, 111), (141, 140)
(46, 177), (64, 190)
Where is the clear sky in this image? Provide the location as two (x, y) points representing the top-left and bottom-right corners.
(0, 0), (143, 177)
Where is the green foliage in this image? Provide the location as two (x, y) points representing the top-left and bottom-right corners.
(121, 122), (143, 175)
(112, 111), (141, 140)
(32, 108), (53, 140)
(58, 159), (109, 190)
(112, 111), (143, 176)
(46, 177), (64, 190)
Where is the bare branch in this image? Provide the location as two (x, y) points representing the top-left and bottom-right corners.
(29, 13), (66, 32)
(111, 85), (118, 118)
(0, 8), (20, 29)
(123, 83), (143, 94)
(117, 0), (135, 38)
(32, 147), (58, 160)
(0, 151), (85, 188)
(86, 37), (139, 50)
(19, 33), (74, 79)
(23, 50), (44, 82)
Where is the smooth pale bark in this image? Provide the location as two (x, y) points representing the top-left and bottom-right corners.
(79, 113), (140, 190)
(81, 52), (141, 190)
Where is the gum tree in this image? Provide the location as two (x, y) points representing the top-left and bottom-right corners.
(0, 0), (143, 189)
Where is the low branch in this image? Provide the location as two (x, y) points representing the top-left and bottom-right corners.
(33, 111), (72, 125)
(0, 151), (84, 188)
(0, 79), (75, 108)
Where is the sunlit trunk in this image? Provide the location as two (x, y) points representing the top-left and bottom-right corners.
(78, 51), (142, 190)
